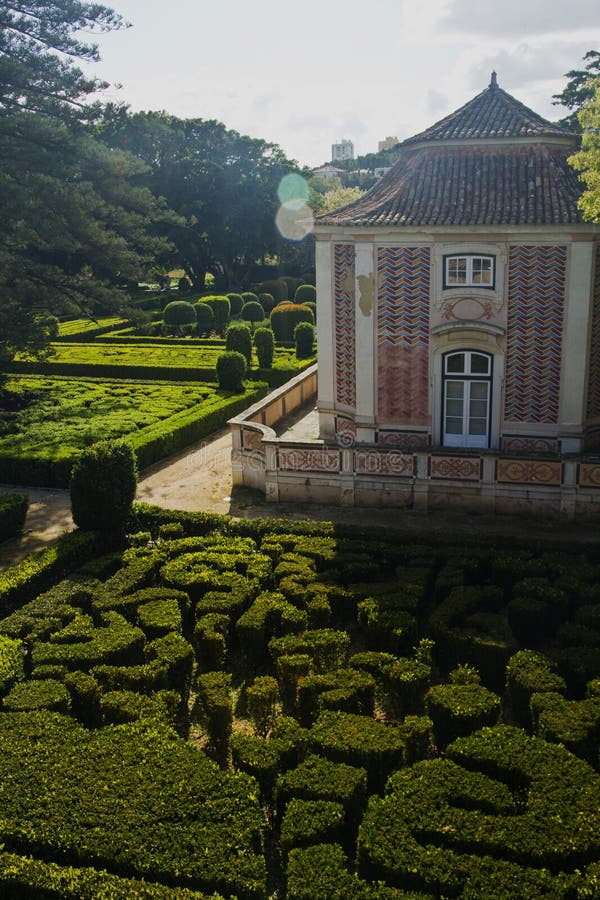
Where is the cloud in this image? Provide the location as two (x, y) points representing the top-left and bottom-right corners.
(467, 42), (594, 91)
(440, 0), (600, 36)
(426, 89), (449, 114)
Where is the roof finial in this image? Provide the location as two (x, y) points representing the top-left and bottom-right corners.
(490, 71), (498, 89)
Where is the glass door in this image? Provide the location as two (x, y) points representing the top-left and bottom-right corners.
(443, 352), (491, 449)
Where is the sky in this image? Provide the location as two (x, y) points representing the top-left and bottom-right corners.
(84, 0), (600, 168)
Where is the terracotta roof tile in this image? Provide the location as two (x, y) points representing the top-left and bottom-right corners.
(317, 144), (583, 227)
(317, 79), (582, 229)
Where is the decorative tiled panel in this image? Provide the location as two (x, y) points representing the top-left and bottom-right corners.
(335, 416), (356, 447)
(586, 245), (600, 418)
(504, 245), (566, 424)
(497, 458), (562, 485)
(579, 464), (600, 488)
(334, 244), (356, 408)
(429, 456), (481, 481)
(377, 247), (431, 425)
(355, 450), (414, 476)
(242, 428), (264, 452)
(501, 435), (559, 453)
(278, 448), (340, 473)
(378, 430), (430, 448)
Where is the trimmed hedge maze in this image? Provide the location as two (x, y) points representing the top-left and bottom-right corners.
(0, 513), (600, 897)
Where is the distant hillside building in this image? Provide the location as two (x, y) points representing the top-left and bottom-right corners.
(378, 135), (399, 152)
(312, 165), (345, 181)
(331, 139), (354, 162)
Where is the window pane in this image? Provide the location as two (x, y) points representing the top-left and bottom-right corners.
(470, 399), (488, 418)
(469, 381), (489, 400)
(447, 257), (466, 284)
(470, 354), (490, 375)
(446, 417), (463, 434)
(468, 419), (487, 435)
(446, 399), (464, 417)
(446, 353), (465, 374)
(445, 381), (464, 399)
(472, 257), (492, 285)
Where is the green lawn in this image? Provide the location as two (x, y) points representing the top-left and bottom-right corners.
(0, 375), (267, 486)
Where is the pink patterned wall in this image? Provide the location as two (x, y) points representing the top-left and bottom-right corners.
(586, 245), (600, 419)
(334, 243), (356, 409)
(504, 245), (566, 425)
(377, 247), (431, 425)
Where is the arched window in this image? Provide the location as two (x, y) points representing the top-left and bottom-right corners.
(442, 351), (492, 449)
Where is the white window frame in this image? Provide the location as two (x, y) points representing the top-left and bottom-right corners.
(442, 351), (492, 449)
(444, 254), (495, 289)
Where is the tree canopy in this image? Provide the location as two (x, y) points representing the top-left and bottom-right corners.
(553, 50), (600, 133)
(568, 79), (600, 223)
(0, 1), (172, 363)
(96, 107), (301, 290)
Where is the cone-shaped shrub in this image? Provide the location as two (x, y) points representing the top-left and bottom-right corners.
(70, 439), (137, 534)
(227, 293), (244, 317)
(226, 323), (252, 366)
(294, 322), (315, 358)
(294, 284), (316, 304)
(201, 295), (231, 333)
(242, 301), (265, 331)
(271, 303), (314, 342)
(162, 300), (196, 327)
(254, 327), (274, 368)
(195, 301), (215, 335)
(216, 351), (247, 392)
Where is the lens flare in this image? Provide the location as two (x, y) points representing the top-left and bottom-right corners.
(276, 201), (314, 241)
(277, 173), (309, 206)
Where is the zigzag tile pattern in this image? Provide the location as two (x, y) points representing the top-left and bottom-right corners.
(334, 243), (356, 408)
(504, 245), (566, 424)
(586, 245), (600, 419)
(377, 247), (431, 424)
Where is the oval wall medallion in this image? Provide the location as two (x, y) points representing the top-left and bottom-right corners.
(444, 297), (492, 321)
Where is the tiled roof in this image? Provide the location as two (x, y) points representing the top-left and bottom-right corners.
(317, 77), (583, 228)
(403, 75), (571, 145)
(318, 144), (582, 227)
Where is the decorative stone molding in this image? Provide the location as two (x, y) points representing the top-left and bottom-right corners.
(355, 450), (414, 476)
(501, 435), (559, 453)
(335, 416), (357, 447)
(242, 428), (264, 453)
(378, 430), (430, 448)
(497, 458), (562, 485)
(429, 456), (481, 481)
(579, 464), (600, 488)
(278, 448), (341, 473)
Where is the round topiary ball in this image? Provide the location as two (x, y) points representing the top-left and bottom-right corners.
(216, 351), (247, 392)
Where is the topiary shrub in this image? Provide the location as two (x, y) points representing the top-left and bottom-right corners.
(227, 293), (244, 317)
(294, 321), (315, 358)
(70, 438), (137, 534)
(254, 326), (274, 369)
(194, 301), (215, 336)
(241, 291), (259, 306)
(258, 293), (275, 315)
(294, 284), (316, 304)
(0, 635), (23, 696)
(241, 301), (264, 332)
(194, 671), (233, 765)
(162, 300), (196, 333)
(247, 675), (279, 736)
(225, 322), (252, 366)
(257, 280), (288, 303)
(200, 295), (231, 334)
(216, 351), (247, 392)
(280, 800), (345, 862)
(506, 650), (567, 728)
(0, 493), (29, 542)
(270, 303), (314, 342)
(3, 678), (71, 713)
(425, 682), (502, 750)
